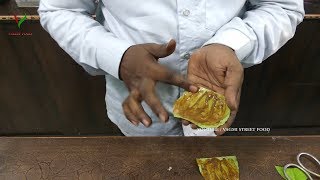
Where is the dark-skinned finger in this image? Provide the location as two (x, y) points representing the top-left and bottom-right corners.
(122, 102), (139, 126)
(181, 120), (200, 129)
(182, 120), (190, 126)
(214, 111), (237, 136)
(149, 63), (198, 93)
(140, 81), (169, 123)
(236, 83), (242, 106)
(127, 95), (152, 127)
(224, 65), (243, 111)
(215, 85), (241, 136)
(191, 124), (198, 129)
(188, 73), (225, 95)
(143, 39), (176, 58)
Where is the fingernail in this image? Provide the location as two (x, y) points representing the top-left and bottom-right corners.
(182, 120), (189, 126)
(166, 39), (174, 46)
(190, 85), (198, 93)
(159, 114), (167, 123)
(132, 121), (139, 126)
(142, 119), (150, 127)
(165, 42), (170, 49)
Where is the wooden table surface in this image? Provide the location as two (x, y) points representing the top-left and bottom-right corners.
(0, 136), (319, 180)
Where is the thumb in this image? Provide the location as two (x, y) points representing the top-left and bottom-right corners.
(224, 66), (243, 111)
(224, 85), (239, 111)
(144, 39), (176, 58)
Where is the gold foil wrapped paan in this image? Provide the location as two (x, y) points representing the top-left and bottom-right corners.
(173, 87), (230, 128)
(196, 156), (240, 180)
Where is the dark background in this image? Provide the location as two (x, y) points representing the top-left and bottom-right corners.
(0, 0), (319, 136)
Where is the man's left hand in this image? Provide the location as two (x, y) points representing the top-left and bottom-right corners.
(182, 43), (244, 135)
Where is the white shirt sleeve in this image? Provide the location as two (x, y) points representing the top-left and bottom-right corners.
(203, 0), (305, 68)
(38, 0), (133, 78)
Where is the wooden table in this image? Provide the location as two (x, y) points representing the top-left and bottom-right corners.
(0, 136), (319, 179)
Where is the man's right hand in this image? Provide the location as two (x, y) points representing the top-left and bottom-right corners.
(120, 39), (198, 127)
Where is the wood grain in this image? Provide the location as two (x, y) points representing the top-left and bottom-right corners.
(0, 136), (319, 179)
(229, 19), (320, 132)
(0, 0), (37, 15)
(305, 0), (320, 14)
(0, 21), (123, 136)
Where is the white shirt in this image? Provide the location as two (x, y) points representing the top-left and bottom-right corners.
(38, 0), (304, 136)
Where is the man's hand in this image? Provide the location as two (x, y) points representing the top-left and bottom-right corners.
(120, 39), (198, 127)
(182, 43), (244, 135)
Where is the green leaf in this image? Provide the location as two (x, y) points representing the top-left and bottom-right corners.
(275, 166), (308, 180)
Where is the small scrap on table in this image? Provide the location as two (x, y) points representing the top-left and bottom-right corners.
(196, 156), (239, 180)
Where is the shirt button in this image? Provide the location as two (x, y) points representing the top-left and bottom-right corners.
(182, 9), (190, 16)
(182, 53), (191, 60)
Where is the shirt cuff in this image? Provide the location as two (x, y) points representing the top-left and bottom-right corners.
(96, 38), (133, 79)
(203, 28), (254, 61)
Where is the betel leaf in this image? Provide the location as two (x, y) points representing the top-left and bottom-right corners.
(173, 87), (230, 128)
(197, 156), (239, 180)
(275, 166), (307, 180)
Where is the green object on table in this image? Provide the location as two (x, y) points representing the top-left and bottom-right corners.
(275, 166), (308, 180)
